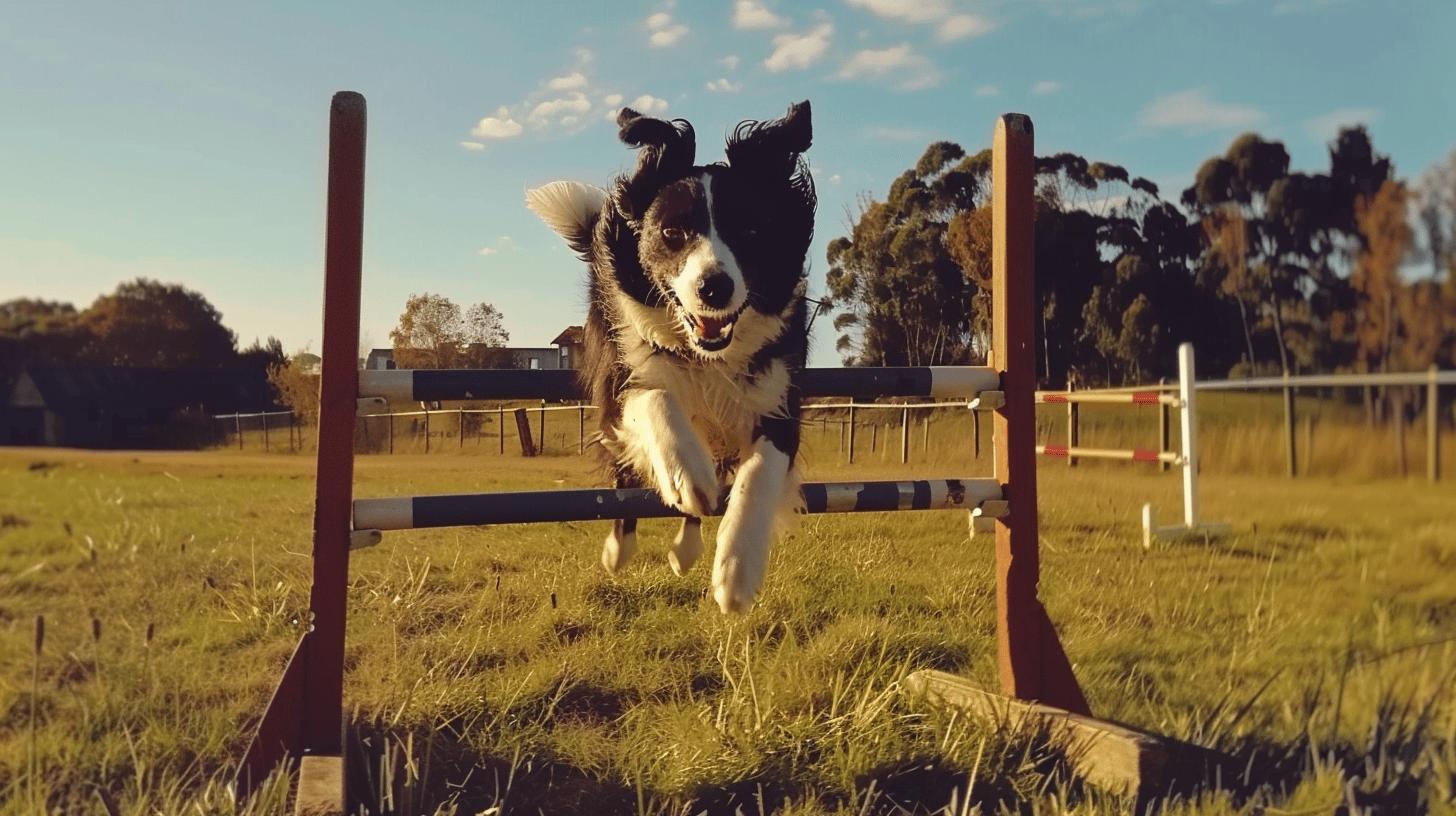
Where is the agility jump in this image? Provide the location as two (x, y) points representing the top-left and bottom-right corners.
(1036, 343), (1228, 546)
(234, 93), (1191, 812)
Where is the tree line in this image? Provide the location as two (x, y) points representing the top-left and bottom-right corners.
(1, 278), (285, 378)
(825, 127), (1456, 389)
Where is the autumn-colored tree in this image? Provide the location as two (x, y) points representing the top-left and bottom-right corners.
(267, 350), (321, 424)
(78, 278), (238, 367)
(1351, 180), (1411, 375)
(389, 293), (512, 369)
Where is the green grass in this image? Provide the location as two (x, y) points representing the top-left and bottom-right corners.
(1, 428), (1454, 814)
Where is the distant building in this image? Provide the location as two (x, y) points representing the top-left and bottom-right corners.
(2, 366), (275, 448)
(364, 348), (395, 370)
(366, 326), (585, 371)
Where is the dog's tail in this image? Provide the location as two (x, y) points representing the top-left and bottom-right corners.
(526, 181), (608, 259)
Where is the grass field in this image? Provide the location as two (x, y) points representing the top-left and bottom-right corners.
(1, 420), (1454, 814)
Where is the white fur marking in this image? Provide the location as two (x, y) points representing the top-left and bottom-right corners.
(670, 174), (747, 317)
(668, 519), (703, 575)
(602, 527), (637, 574)
(620, 389), (719, 518)
(525, 180), (608, 242)
(712, 438), (793, 613)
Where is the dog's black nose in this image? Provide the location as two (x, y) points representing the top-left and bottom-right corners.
(697, 272), (734, 310)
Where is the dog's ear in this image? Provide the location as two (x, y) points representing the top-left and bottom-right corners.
(726, 100), (812, 180)
(613, 107), (696, 221)
(526, 180), (609, 257)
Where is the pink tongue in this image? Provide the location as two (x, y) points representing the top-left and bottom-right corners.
(694, 315), (726, 339)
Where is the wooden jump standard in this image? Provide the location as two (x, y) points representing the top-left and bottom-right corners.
(235, 94), (1193, 813)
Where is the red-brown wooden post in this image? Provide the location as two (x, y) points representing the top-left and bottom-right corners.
(992, 114), (1089, 715)
(235, 91), (365, 802)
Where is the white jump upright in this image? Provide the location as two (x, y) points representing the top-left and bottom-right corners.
(1142, 342), (1230, 547)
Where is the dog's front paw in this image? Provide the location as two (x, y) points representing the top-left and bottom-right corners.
(650, 440), (719, 518)
(711, 512), (773, 614)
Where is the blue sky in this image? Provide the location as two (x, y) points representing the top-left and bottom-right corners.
(2, 0), (1452, 367)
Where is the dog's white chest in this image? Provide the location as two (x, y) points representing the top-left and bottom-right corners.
(629, 351), (789, 460)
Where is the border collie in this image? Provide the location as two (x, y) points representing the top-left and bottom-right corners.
(526, 102), (814, 613)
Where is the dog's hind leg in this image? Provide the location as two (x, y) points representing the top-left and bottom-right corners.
(668, 517), (703, 576)
(602, 471), (640, 575)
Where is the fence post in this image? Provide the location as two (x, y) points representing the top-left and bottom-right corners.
(578, 405), (586, 455)
(290, 413), (296, 452)
(1282, 374), (1296, 478)
(1394, 390), (1408, 478)
(424, 410), (431, 454)
(262, 412), (270, 452)
(388, 413), (394, 454)
(848, 404), (857, 464)
(538, 403), (547, 455)
(235, 413), (243, 450)
(870, 423), (878, 454)
(514, 408), (536, 456)
(923, 413), (930, 452)
(1158, 377), (1170, 473)
(498, 406), (505, 455)
(1067, 378), (1078, 469)
(973, 410), (981, 458)
(839, 419), (845, 456)
(900, 407), (910, 464)
(1428, 364), (1441, 483)
(459, 408), (465, 450)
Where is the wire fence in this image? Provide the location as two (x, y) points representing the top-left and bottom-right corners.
(210, 366), (1452, 482)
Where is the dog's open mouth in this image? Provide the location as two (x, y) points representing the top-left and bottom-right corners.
(671, 300), (745, 353)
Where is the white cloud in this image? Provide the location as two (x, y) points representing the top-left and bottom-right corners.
(527, 93), (592, 126)
(459, 140), (486, 151)
(845, 0), (949, 24)
(602, 93), (624, 107)
(836, 44), (941, 90)
(546, 72), (588, 91)
(646, 11), (689, 46)
(720, 54), (741, 70)
(1032, 80), (1063, 95)
(706, 77), (743, 93)
(477, 247), (498, 256)
(1138, 88), (1266, 134)
(734, 0), (789, 28)
(471, 106), (524, 139)
(1305, 107), (1379, 143)
(936, 13), (995, 40)
(765, 22), (833, 72)
(630, 94), (670, 114)
(829, 173), (843, 184)
(975, 84), (1000, 97)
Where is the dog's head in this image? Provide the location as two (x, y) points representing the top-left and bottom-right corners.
(530, 102), (815, 361)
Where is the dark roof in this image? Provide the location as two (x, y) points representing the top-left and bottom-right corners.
(10, 366), (275, 414)
(551, 326), (584, 346)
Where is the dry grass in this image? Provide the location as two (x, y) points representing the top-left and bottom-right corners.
(0, 423), (1453, 814)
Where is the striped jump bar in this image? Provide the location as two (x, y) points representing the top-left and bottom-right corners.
(1036, 391), (1181, 406)
(353, 477), (1002, 531)
(359, 366), (1000, 403)
(1037, 445), (1182, 465)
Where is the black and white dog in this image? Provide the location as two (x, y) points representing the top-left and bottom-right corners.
(526, 101), (814, 613)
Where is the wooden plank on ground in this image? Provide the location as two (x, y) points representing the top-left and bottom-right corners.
(295, 754), (345, 816)
(904, 669), (1224, 798)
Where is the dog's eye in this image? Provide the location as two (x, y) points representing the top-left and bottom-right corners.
(661, 226), (687, 247)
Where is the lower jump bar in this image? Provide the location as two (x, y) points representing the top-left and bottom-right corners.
(353, 478), (1002, 531)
